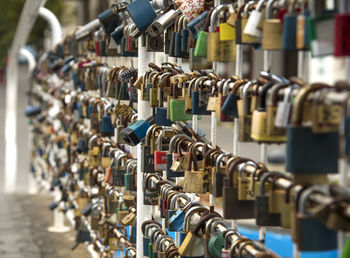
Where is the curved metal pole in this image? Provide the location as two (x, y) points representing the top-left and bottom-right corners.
(20, 48), (36, 73)
(39, 7), (63, 48)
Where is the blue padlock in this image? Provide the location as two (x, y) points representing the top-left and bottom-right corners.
(111, 25), (125, 45)
(120, 115), (155, 146)
(221, 93), (239, 118)
(127, 0), (156, 32)
(98, 8), (120, 34)
(282, 14), (297, 51)
(156, 107), (172, 126)
(187, 11), (208, 40)
(101, 104), (114, 137)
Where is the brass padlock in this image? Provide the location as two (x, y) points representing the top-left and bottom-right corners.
(262, 1), (283, 50)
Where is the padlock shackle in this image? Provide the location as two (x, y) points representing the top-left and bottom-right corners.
(224, 230), (242, 249)
(238, 160), (257, 177)
(257, 0), (267, 11)
(150, 228), (165, 244)
(242, 80), (256, 115)
(143, 173), (161, 190)
(211, 219), (229, 235)
(258, 171), (288, 196)
(169, 192), (191, 210)
(210, 4), (231, 32)
(169, 133), (191, 153)
(156, 235), (172, 251)
(215, 152), (232, 171)
(183, 205), (209, 232)
(194, 76), (209, 91)
(229, 237), (251, 257)
(205, 217), (221, 235)
(126, 159), (137, 174)
(88, 134), (99, 149)
(223, 78), (235, 96)
(114, 152), (127, 168)
(268, 82), (290, 107)
(160, 183), (173, 200)
(299, 184), (329, 215)
(244, 1), (256, 17)
(227, 158), (252, 187)
(191, 212), (221, 235)
(145, 223), (161, 237)
(145, 124), (158, 146)
(265, 0), (278, 19)
(291, 83), (331, 125)
(257, 81), (276, 111)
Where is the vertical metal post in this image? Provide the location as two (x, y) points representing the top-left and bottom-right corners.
(136, 37), (154, 257)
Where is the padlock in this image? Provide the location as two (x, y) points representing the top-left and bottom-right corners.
(244, 0), (266, 38)
(121, 206), (136, 226)
(188, 11), (208, 40)
(87, 135), (101, 167)
(223, 158), (256, 219)
(335, 0), (350, 56)
(174, 16), (190, 58)
(143, 223), (162, 256)
(149, 9), (182, 37)
(146, 33), (165, 52)
(282, 0), (298, 51)
(255, 171), (289, 226)
(218, 79), (236, 122)
(307, 0), (336, 56)
(274, 83), (301, 128)
(125, 160), (137, 191)
(90, 100), (104, 133)
(193, 12), (210, 58)
(98, 8), (120, 34)
(296, 185), (338, 251)
(126, 0), (156, 32)
(112, 152), (127, 187)
(183, 142), (205, 194)
(251, 81), (281, 142)
(120, 115), (156, 146)
(238, 81), (256, 142)
(141, 124), (160, 173)
(221, 231), (242, 258)
(166, 134), (191, 178)
(262, 0), (283, 50)
(208, 220), (229, 258)
(212, 152), (231, 198)
(265, 82), (290, 137)
(208, 4), (236, 62)
(169, 97), (192, 122)
(156, 107), (172, 126)
(168, 193), (191, 232)
(101, 103), (114, 137)
(154, 131), (168, 172)
(241, 2), (261, 45)
(179, 211), (216, 257)
(192, 77), (211, 115)
(237, 161), (257, 201)
(221, 80), (246, 119)
(143, 174), (161, 205)
(286, 83), (339, 174)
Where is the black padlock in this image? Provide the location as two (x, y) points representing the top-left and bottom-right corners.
(255, 171), (288, 226)
(223, 158), (255, 219)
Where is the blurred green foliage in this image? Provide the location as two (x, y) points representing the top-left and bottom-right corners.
(0, 0), (63, 67)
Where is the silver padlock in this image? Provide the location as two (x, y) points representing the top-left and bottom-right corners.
(148, 9), (182, 37)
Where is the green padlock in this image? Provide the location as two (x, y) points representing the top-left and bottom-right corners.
(169, 99), (192, 122)
(194, 9), (211, 58)
(208, 219), (229, 258)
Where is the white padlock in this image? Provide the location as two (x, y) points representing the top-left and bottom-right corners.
(243, 0), (266, 38)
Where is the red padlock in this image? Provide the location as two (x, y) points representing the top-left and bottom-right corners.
(154, 132), (167, 171)
(334, 3), (350, 56)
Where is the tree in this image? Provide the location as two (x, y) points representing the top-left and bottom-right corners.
(0, 0), (63, 67)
